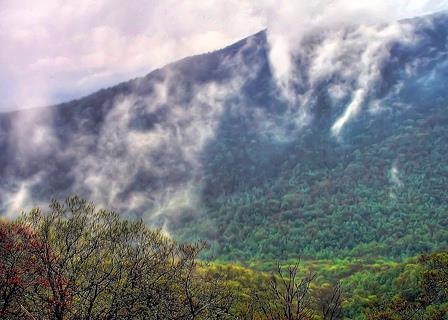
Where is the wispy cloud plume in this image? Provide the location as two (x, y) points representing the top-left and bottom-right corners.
(257, 0), (447, 137)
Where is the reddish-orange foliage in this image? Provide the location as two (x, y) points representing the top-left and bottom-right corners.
(0, 221), (38, 316)
(0, 221), (72, 317)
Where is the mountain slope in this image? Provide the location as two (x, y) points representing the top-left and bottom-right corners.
(1, 13), (448, 260)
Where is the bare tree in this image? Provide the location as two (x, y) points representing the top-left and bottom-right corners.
(169, 242), (235, 320)
(322, 284), (342, 320)
(255, 263), (315, 320)
(6, 196), (236, 320)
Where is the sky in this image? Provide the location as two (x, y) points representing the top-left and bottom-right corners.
(1, 0), (448, 112)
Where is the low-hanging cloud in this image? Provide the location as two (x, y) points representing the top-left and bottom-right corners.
(0, 34), (266, 225)
(257, 0), (448, 137)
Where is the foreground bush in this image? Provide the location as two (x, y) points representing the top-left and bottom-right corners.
(1, 197), (233, 319)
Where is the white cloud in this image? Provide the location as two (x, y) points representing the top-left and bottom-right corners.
(390, 162), (404, 188)
(1, 0), (447, 111)
(0, 0), (262, 111)
(328, 22), (416, 136)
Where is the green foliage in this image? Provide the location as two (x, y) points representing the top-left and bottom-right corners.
(1, 198), (447, 319)
(1, 197), (235, 319)
(365, 252), (448, 320)
(174, 101), (448, 262)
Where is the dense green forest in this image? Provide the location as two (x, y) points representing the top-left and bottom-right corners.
(174, 96), (448, 261)
(166, 14), (448, 262)
(1, 197), (447, 319)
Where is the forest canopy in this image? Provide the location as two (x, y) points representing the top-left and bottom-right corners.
(1, 197), (447, 319)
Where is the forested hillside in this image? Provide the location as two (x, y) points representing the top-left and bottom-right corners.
(173, 13), (448, 260)
(0, 13), (447, 264)
(176, 94), (448, 260)
(1, 0), (448, 317)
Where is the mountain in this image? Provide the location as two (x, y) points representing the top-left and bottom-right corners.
(1, 12), (448, 261)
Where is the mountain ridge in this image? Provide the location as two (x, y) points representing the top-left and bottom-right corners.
(1, 12), (448, 261)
